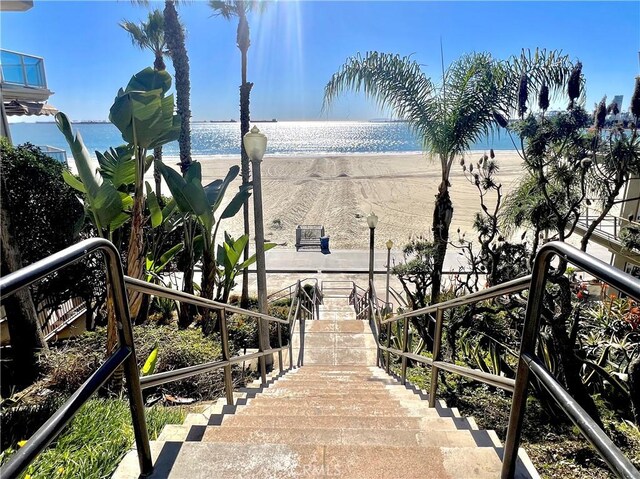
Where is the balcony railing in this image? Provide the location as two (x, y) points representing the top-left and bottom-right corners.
(0, 49), (47, 89)
(39, 145), (67, 165)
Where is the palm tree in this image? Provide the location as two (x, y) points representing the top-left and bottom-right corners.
(209, 0), (266, 308)
(120, 9), (168, 198)
(163, 0), (192, 174)
(324, 49), (573, 305)
(325, 52), (500, 305)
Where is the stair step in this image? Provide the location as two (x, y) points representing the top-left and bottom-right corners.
(301, 349), (378, 366)
(233, 404), (441, 417)
(112, 442), (503, 479)
(220, 414), (474, 431)
(200, 426), (485, 447)
(257, 391), (424, 401)
(304, 321), (368, 333)
(303, 333), (375, 348)
(250, 391), (423, 401)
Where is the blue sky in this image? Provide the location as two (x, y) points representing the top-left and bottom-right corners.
(2, 1), (639, 122)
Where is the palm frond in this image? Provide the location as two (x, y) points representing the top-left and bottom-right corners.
(323, 52), (436, 151)
(498, 48), (579, 116)
(120, 9), (166, 56)
(209, 0), (237, 19)
(439, 53), (501, 158)
(209, 0), (267, 18)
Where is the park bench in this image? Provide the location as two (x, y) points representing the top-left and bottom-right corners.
(295, 225), (325, 251)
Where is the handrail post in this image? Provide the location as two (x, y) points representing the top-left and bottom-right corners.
(257, 312), (268, 385)
(218, 308), (234, 406)
(385, 322), (391, 374)
(103, 245), (153, 477)
(501, 252), (551, 479)
(429, 308), (444, 408)
(288, 300), (294, 371)
(277, 322), (284, 372)
(401, 317), (410, 385)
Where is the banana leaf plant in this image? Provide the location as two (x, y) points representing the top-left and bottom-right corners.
(156, 161), (253, 301)
(144, 181), (183, 282)
(56, 113), (134, 239)
(216, 233), (276, 303)
(56, 113), (141, 356)
(109, 67), (180, 319)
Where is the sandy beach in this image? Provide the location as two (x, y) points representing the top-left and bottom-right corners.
(159, 150), (526, 250)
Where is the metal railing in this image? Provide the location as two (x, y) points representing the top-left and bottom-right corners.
(502, 242), (640, 479)
(267, 277), (319, 304)
(367, 241), (640, 479)
(578, 206), (640, 246)
(0, 239), (151, 479)
(0, 238), (321, 479)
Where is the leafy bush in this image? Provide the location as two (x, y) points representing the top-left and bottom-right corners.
(0, 140), (103, 316)
(39, 325), (224, 400)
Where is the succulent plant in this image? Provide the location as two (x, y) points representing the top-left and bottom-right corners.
(607, 101), (620, 116)
(631, 76), (640, 119)
(538, 83), (550, 111)
(518, 73), (528, 117)
(493, 111), (508, 128)
(594, 97), (607, 129)
(567, 61), (583, 109)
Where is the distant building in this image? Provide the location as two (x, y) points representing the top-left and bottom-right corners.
(0, 1), (65, 163)
(612, 95), (624, 111)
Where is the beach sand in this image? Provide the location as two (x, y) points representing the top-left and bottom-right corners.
(160, 150), (526, 250)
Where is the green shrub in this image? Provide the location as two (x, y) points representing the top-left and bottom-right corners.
(40, 325), (224, 400)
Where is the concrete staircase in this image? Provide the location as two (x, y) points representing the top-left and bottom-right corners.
(113, 293), (537, 478)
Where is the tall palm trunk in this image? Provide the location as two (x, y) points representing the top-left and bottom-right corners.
(164, 0), (195, 322)
(178, 217), (196, 328)
(240, 82), (252, 306)
(238, 12), (252, 307)
(164, 0), (192, 173)
(430, 174), (453, 305)
(153, 146), (163, 198)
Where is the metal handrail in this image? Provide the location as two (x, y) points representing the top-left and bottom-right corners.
(0, 239), (152, 479)
(267, 277), (318, 304)
(0, 238), (318, 479)
(367, 241), (639, 478)
(380, 274), (531, 325)
(501, 242), (640, 479)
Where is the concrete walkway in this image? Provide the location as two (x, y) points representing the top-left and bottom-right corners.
(261, 248), (466, 273)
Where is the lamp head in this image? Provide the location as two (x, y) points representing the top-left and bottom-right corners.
(386, 239), (393, 250)
(243, 125), (268, 162)
(366, 211), (378, 229)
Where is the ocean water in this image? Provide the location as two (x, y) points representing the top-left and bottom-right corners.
(9, 121), (515, 158)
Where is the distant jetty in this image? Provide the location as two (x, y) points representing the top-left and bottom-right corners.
(194, 118), (277, 123)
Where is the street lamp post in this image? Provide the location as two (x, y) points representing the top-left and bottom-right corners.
(243, 126), (272, 373)
(385, 239), (393, 311)
(366, 212), (378, 308)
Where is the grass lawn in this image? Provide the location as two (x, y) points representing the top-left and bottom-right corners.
(0, 398), (184, 479)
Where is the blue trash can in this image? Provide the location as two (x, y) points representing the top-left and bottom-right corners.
(320, 236), (330, 251)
